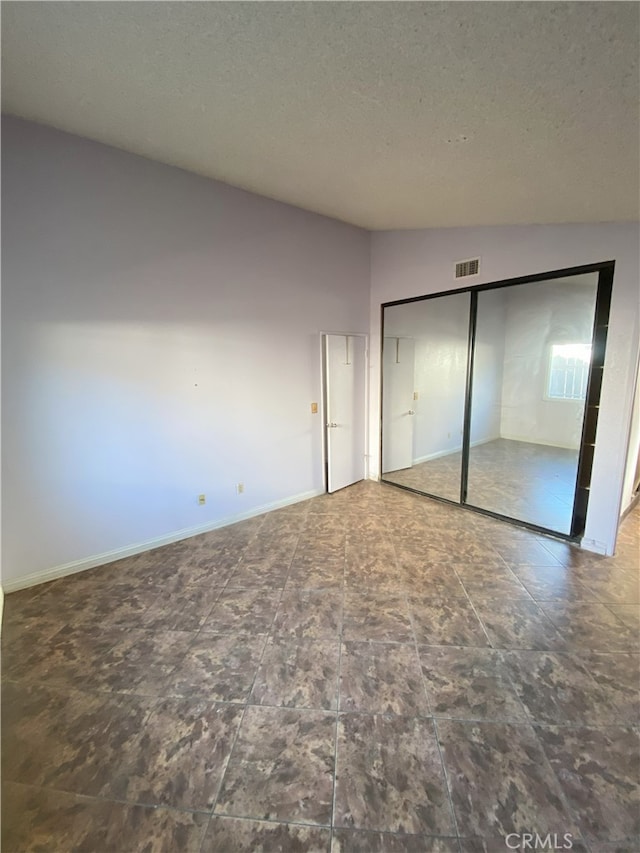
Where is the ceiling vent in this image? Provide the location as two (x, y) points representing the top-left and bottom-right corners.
(455, 258), (480, 279)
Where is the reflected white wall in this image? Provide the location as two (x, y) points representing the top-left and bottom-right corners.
(620, 358), (640, 513)
(384, 295), (469, 463)
(383, 275), (599, 467)
(498, 277), (597, 449)
(470, 290), (506, 448)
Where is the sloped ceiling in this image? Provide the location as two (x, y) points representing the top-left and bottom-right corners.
(2, 1), (638, 229)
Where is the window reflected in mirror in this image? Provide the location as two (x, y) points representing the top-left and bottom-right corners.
(380, 267), (607, 539)
(466, 274), (598, 534)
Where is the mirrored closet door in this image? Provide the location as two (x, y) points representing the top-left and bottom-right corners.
(380, 263), (613, 539)
(382, 292), (470, 503)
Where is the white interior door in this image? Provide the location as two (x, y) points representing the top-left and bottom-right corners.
(382, 337), (415, 473)
(325, 334), (366, 493)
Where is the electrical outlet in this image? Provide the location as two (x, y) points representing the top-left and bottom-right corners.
(236, 483), (244, 495)
(198, 494), (206, 505)
(413, 391), (419, 401)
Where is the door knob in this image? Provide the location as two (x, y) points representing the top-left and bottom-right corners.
(327, 422), (338, 428)
(407, 410), (415, 415)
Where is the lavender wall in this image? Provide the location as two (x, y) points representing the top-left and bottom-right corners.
(370, 223), (640, 554)
(3, 116), (637, 588)
(2, 117), (370, 588)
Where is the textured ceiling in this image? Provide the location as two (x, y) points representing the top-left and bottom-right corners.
(2, 1), (639, 230)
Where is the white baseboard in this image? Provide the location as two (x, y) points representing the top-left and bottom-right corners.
(579, 537), (610, 556)
(413, 436), (497, 465)
(413, 447), (460, 464)
(499, 433), (580, 451)
(3, 488), (325, 593)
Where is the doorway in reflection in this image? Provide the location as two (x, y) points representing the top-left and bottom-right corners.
(382, 292), (469, 502)
(380, 264), (612, 539)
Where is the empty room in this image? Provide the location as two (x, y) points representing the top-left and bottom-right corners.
(1, 2), (639, 853)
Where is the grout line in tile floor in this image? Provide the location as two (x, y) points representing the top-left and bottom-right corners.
(10, 669), (637, 735)
(451, 565), (498, 650)
(8, 778), (215, 818)
(526, 726), (594, 853)
(211, 524), (311, 796)
(328, 528), (346, 851)
(196, 593), (283, 849)
(3, 482), (638, 851)
(417, 682), (465, 844)
(395, 535), (463, 843)
(103, 528), (272, 849)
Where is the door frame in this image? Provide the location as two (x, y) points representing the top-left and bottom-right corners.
(381, 335), (416, 474)
(320, 331), (369, 494)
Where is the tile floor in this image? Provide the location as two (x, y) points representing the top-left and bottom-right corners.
(2, 481), (639, 853)
(382, 438), (579, 534)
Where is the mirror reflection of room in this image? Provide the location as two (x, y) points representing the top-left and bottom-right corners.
(381, 273), (599, 536)
(467, 274), (598, 534)
(382, 292), (470, 503)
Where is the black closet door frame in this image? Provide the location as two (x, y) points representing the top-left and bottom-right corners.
(380, 260), (615, 542)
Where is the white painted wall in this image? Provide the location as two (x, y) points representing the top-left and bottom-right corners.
(2, 117), (370, 588)
(384, 296), (471, 462)
(370, 223), (640, 554)
(621, 356), (640, 514)
(470, 289), (506, 448)
(498, 277), (597, 449)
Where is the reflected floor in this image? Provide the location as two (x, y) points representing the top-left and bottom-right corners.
(383, 438), (578, 533)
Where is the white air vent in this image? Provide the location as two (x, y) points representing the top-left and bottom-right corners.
(455, 258), (480, 278)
